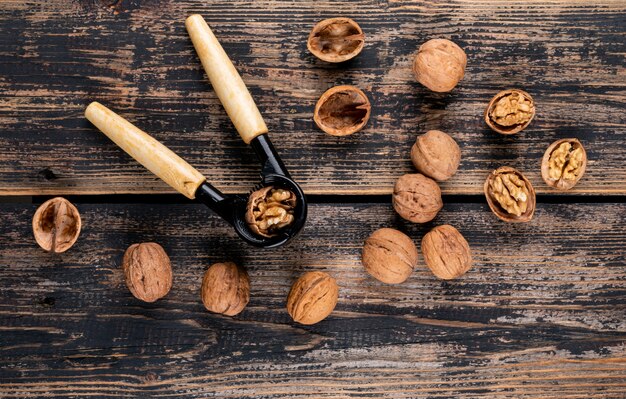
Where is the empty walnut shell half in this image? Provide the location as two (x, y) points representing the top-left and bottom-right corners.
(392, 173), (443, 223)
(123, 242), (172, 303)
(201, 262), (250, 317)
(307, 17), (365, 63)
(484, 166), (536, 223)
(362, 228), (418, 284)
(314, 85), (371, 136)
(246, 186), (296, 237)
(287, 271), (338, 325)
(485, 89), (535, 135)
(541, 138), (587, 190)
(32, 197), (81, 253)
(421, 225), (472, 280)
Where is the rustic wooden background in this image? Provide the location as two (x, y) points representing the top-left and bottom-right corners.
(0, 0), (625, 397)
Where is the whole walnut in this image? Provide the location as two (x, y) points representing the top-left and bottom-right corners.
(392, 173), (443, 223)
(411, 130), (461, 181)
(421, 225), (472, 280)
(122, 243), (172, 302)
(287, 271), (338, 325)
(201, 262), (250, 316)
(362, 228), (418, 284)
(413, 39), (467, 92)
(32, 197), (81, 253)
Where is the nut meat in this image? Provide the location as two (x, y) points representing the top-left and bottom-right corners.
(413, 39), (467, 92)
(485, 89), (535, 134)
(314, 85), (371, 136)
(393, 173), (443, 223)
(287, 271), (338, 325)
(246, 186), (296, 237)
(411, 130), (461, 181)
(484, 166), (536, 223)
(307, 17), (365, 63)
(201, 262), (250, 316)
(421, 225), (472, 280)
(32, 197), (81, 253)
(541, 138), (587, 190)
(362, 228), (418, 284)
(122, 242), (172, 303)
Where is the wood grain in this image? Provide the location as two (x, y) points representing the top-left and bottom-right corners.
(0, 202), (624, 397)
(0, 0), (624, 195)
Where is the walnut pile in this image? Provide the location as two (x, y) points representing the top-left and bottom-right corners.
(307, 17), (365, 63)
(32, 197), (81, 253)
(484, 166), (536, 223)
(541, 138), (587, 190)
(485, 89), (535, 134)
(245, 186), (296, 237)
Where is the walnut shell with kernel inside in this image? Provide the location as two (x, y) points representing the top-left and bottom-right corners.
(484, 166), (536, 223)
(411, 130), (461, 181)
(421, 225), (472, 280)
(122, 242), (172, 303)
(485, 89), (535, 135)
(392, 173), (443, 223)
(287, 271), (338, 325)
(413, 39), (467, 92)
(32, 197), (81, 253)
(362, 228), (418, 284)
(541, 138), (587, 190)
(314, 85), (371, 136)
(201, 262), (250, 316)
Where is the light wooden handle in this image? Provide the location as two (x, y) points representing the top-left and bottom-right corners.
(186, 14), (268, 144)
(85, 102), (206, 199)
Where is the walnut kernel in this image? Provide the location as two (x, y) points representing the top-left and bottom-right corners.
(413, 39), (467, 92)
(314, 85), (371, 136)
(246, 186), (296, 237)
(287, 271), (338, 325)
(541, 138), (587, 190)
(485, 89), (535, 134)
(484, 166), (536, 223)
(362, 228), (418, 284)
(122, 242), (172, 303)
(201, 262), (250, 316)
(421, 225), (472, 280)
(307, 17), (365, 63)
(32, 197), (81, 253)
(411, 130), (461, 181)
(392, 173), (443, 223)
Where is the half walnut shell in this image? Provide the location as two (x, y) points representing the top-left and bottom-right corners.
(484, 166), (536, 223)
(485, 89), (535, 135)
(307, 17), (365, 63)
(541, 138), (587, 190)
(32, 197), (81, 253)
(314, 85), (371, 136)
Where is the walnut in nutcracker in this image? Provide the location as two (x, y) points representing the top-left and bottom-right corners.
(246, 186), (296, 237)
(122, 242), (172, 303)
(485, 89), (535, 135)
(32, 197), (81, 253)
(411, 130), (461, 181)
(287, 271), (338, 325)
(201, 262), (250, 316)
(484, 166), (536, 223)
(362, 228), (418, 284)
(392, 173), (443, 223)
(413, 39), (467, 92)
(307, 17), (365, 63)
(541, 138), (587, 190)
(421, 225), (472, 280)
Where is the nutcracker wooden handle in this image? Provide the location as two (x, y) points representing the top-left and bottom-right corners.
(186, 14), (268, 144)
(85, 102), (206, 199)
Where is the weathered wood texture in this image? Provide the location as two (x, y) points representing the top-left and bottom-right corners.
(0, 0), (624, 195)
(0, 202), (624, 397)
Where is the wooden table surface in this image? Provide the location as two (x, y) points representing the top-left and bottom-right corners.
(1, 0), (625, 397)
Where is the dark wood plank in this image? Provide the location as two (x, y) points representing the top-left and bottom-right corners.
(0, 0), (624, 195)
(0, 202), (624, 397)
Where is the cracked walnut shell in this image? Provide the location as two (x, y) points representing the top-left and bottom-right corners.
(122, 242), (172, 303)
(32, 197), (81, 253)
(392, 173), (443, 223)
(287, 271), (338, 325)
(411, 130), (461, 181)
(485, 89), (535, 135)
(314, 85), (371, 136)
(413, 39), (467, 92)
(484, 167), (536, 223)
(201, 262), (250, 316)
(422, 225), (472, 280)
(541, 138), (587, 190)
(362, 228), (418, 284)
(246, 186), (296, 237)
(307, 17), (365, 63)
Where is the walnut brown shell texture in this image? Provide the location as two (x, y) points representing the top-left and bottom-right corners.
(245, 186), (296, 238)
(122, 242), (172, 303)
(413, 38), (467, 92)
(201, 262), (250, 317)
(286, 271), (338, 325)
(32, 197), (81, 253)
(392, 173), (443, 223)
(484, 166), (536, 223)
(541, 138), (587, 190)
(314, 85), (371, 136)
(411, 130), (461, 181)
(362, 228), (418, 284)
(421, 225), (472, 280)
(485, 89), (535, 135)
(307, 17), (365, 63)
